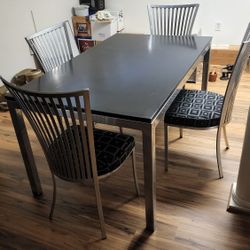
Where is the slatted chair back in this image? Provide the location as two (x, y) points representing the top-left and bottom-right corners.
(1, 78), (98, 183)
(26, 21), (79, 72)
(148, 4), (199, 36)
(221, 40), (250, 125)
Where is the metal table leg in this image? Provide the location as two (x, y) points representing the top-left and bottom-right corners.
(142, 122), (156, 231)
(201, 46), (211, 91)
(7, 99), (43, 197)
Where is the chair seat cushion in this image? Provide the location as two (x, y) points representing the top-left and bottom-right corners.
(164, 89), (224, 128)
(94, 129), (135, 176)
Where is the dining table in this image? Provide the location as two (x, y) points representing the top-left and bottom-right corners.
(5, 33), (212, 232)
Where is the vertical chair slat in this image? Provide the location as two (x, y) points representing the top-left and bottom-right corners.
(175, 7), (179, 35)
(169, 8), (173, 35)
(76, 96), (92, 179)
(71, 96), (85, 179)
(171, 7), (175, 35)
(163, 8), (166, 36)
(58, 98), (76, 179)
(155, 7), (159, 35)
(184, 7), (191, 35)
(151, 7), (155, 35)
(160, 8), (162, 35)
(62, 97), (77, 180)
(183, 7), (190, 35)
(174, 7), (178, 35)
(176, 7), (181, 35)
(182, 8), (188, 35)
(65, 97), (82, 180)
(186, 7), (195, 35)
(167, 8), (170, 35)
(62, 22), (74, 61)
(180, 8), (186, 36)
(177, 8), (182, 35)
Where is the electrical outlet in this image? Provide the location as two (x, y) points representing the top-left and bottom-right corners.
(215, 22), (222, 31)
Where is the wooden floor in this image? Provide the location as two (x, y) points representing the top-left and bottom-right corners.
(1, 67), (250, 249)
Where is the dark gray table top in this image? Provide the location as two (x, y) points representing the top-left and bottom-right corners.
(24, 33), (212, 123)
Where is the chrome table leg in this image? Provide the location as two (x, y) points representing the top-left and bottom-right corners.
(7, 99), (43, 197)
(142, 123), (156, 231)
(201, 45), (211, 91)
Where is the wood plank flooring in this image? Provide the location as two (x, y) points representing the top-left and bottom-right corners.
(0, 67), (250, 249)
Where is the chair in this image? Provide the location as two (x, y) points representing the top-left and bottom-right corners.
(147, 4), (199, 83)
(26, 20), (79, 72)
(147, 4), (199, 36)
(164, 37), (250, 178)
(1, 77), (139, 239)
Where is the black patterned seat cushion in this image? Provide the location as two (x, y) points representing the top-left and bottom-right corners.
(165, 89), (224, 128)
(49, 127), (135, 177)
(94, 129), (135, 175)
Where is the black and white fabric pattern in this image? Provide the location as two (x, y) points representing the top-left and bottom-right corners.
(94, 129), (135, 175)
(165, 89), (224, 128)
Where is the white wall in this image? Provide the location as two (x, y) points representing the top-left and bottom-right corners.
(106, 0), (250, 46)
(0, 0), (78, 81)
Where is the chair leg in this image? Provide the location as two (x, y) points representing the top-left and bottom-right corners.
(164, 123), (169, 172)
(119, 127), (123, 134)
(49, 173), (56, 220)
(131, 149), (140, 196)
(223, 126), (230, 150)
(216, 127), (224, 179)
(93, 178), (107, 239)
(179, 128), (183, 138)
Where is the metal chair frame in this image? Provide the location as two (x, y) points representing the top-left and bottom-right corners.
(26, 20), (79, 72)
(0, 78), (139, 239)
(164, 39), (250, 178)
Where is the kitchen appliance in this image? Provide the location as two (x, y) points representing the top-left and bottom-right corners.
(79, 0), (105, 12)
